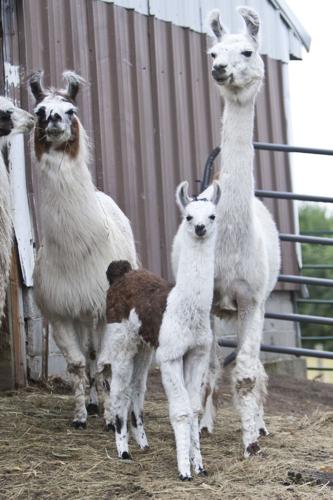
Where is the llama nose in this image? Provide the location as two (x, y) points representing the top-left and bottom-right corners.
(212, 64), (228, 80)
(195, 224), (206, 237)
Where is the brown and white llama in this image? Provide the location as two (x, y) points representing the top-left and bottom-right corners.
(29, 71), (137, 427)
(98, 181), (221, 480)
(0, 97), (34, 326)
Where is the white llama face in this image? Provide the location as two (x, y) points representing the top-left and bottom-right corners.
(176, 180), (221, 240)
(207, 7), (264, 100)
(34, 94), (77, 145)
(0, 96), (35, 137)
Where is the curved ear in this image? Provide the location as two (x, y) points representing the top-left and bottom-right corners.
(211, 180), (221, 206)
(238, 6), (260, 43)
(62, 71), (86, 101)
(176, 181), (192, 211)
(29, 71), (46, 103)
(207, 9), (227, 42)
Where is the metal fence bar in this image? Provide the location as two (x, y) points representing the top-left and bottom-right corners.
(265, 311), (333, 325)
(254, 142), (333, 156)
(302, 264), (333, 269)
(255, 189), (333, 204)
(219, 338), (333, 360)
(307, 367), (333, 371)
(279, 233), (333, 245)
(297, 299), (333, 304)
(301, 336), (333, 341)
(278, 274), (333, 287)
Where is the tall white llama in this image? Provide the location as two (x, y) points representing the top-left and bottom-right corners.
(98, 181), (221, 480)
(172, 7), (281, 457)
(29, 71), (137, 427)
(0, 97), (34, 325)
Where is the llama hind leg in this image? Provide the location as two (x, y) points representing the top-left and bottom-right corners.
(233, 302), (265, 457)
(255, 360), (269, 437)
(160, 358), (192, 480)
(184, 346), (210, 475)
(200, 326), (221, 433)
(130, 345), (153, 449)
(52, 320), (87, 427)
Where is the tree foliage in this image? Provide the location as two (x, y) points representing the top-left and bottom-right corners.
(298, 204), (333, 349)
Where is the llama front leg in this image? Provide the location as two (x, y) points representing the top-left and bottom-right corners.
(184, 346), (210, 475)
(160, 358), (192, 480)
(130, 345), (154, 449)
(232, 302), (265, 456)
(52, 320), (87, 427)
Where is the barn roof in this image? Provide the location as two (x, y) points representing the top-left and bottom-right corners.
(100, 0), (311, 62)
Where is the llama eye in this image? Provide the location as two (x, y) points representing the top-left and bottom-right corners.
(209, 215), (215, 220)
(242, 51), (253, 57)
(36, 107), (46, 119)
(66, 109), (74, 116)
(186, 215), (193, 222)
(211, 53), (217, 59)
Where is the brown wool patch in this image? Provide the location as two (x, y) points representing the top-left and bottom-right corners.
(54, 118), (80, 158)
(106, 269), (173, 348)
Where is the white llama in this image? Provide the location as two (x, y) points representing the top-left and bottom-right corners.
(0, 97), (34, 325)
(29, 71), (137, 427)
(172, 7), (281, 457)
(98, 180), (221, 480)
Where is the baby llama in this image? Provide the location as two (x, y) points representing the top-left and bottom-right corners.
(98, 180), (221, 480)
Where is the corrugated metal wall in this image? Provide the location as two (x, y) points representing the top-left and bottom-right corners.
(17, 0), (297, 285)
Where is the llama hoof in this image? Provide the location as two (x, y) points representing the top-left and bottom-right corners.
(105, 422), (115, 433)
(121, 451), (132, 460)
(72, 420), (87, 429)
(246, 441), (261, 457)
(259, 427), (269, 437)
(86, 403), (99, 415)
(179, 474), (192, 481)
(197, 467), (208, 477)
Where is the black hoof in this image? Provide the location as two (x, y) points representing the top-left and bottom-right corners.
(105, 422), (115, 433)
(259, 427), (268, 437)
(72, 420), (87, 429)
(121, 451), (132, 460)
(198, 467), (208, 477)
(86, 403), (99, 415)
(179, 474), (192, 481)
(247, 441), (261, 456)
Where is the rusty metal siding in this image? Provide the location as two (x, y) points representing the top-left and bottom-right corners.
(17, 0), (297, 285)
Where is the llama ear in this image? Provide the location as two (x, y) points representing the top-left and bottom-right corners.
(29, 71), (46, 103)
(62, 71), (86, 101)
(207, 9), (227, 42)
(238, 6), (260, 43)
(211, 180), (221, 206)
(176, 181), (191, 210)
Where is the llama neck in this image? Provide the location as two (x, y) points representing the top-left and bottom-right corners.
(218, 97), (256, 217)
(174, 231), (216, 307)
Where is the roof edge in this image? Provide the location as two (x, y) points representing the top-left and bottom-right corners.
(269, 0), (311, 51)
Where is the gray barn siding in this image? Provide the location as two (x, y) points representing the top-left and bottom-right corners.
(16, 0), (297, 285)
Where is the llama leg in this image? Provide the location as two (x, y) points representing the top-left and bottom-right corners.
(87, 321), (105, 415)
(97, 320), (140, 458)
(184, 346), (210, 475)
(232, 299), (265, 457)
(160, 358), (192, 480)
(52, 320), (87, 427)
(130, 345), (154, 449)
(200, 320), (221, 433)
(256, 360), (269, 437)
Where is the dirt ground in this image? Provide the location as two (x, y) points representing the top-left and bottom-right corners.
(1, 368), (333, 499)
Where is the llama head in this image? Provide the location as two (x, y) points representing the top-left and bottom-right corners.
(176, 180), (221, 239)
(207, 7), (264, 103)
(29, 70), (85, 158)
(0, 96), (34, 138)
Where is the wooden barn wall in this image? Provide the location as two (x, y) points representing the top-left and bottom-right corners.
(16, 0), (298, 287)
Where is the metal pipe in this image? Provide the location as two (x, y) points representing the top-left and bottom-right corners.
(302, 264), (333, 269)
(201, 146), (221, 191)
(219, 338), (333, 359)
(254, 142), (333, 156)
(301, 336), (333, 341)
(297, 299), (333, 304)
(265, 311), (333, 325)
(278, 274), (333, 287)
(255, 189), (333, 204)
(279, 233), (333, 245)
